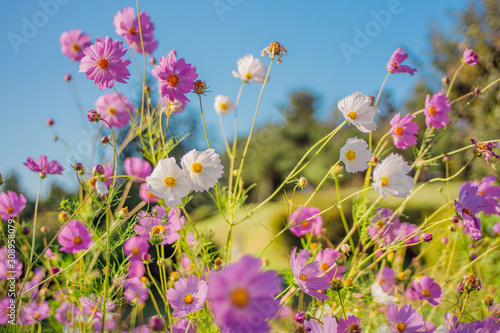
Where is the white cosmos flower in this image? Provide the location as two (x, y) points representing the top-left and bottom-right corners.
(146, 157), (191, 207)
(181, 148), (224, 192)
(372, 153), (413, 198)
(371, 282), (395, 305)
(339, 137), (372, 173)
(338, 91), (379, 133)
(214, 95), (235, 115)
(95, 180), (109, 196)
(232, 54), (268, 83)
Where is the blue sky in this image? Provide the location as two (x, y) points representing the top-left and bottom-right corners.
(0, 0), (467, 198)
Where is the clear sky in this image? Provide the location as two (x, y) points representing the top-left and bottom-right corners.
(0, 0), (467, 198)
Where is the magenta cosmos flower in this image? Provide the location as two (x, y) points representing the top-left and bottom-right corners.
(24, 155), (64, 176)
(58, 220), (93, 254)
(60, 29), (91, 62)
(208, 255), (281, 332)
(113, 7), (158, 54)
(471, 138), (500, 164)
(315, 248), (345, 281)
(304, 315), (338, 332)
(386, 47), (417, 75)
(18, 301), (50, 325)
(0, 297), (15, 325)
(368, 208), (400, 244)
(139, 182), (159, 203)
(167, 276), (208, 318)
(390, 113), (419, 150)
(0, 246), (23, 280)
(127, 260), (145, 278)
(95, 93), (134, 128)
(378, 267), (396, 294)
(123, 236), (149, 261)
(454, 182), (488, 240)
(469, 175), (500, 215)
(462, 48), (478, 66)
(172, 319), (197, 333)
(123, 277), (149, 303)
(412, 276), (442, 306)
(386, 303), (424, 333)
(290, 248), (330, 300)
(424, 92), (451, 129)
(134, 206), (185, 245)
(394, 222), (420, 245)
(338, 316), (363, 332)
(124, 157), (152, 181)
(0, 191), (26, 221)
(151, 50), (198, 104)
(288, 206), (323, 237)
(79, 36), (131, 90)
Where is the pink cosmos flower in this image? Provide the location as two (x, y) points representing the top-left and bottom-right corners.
(58, 220), (93, 254)
(338, 316), (363, 332)
(0, 191), (26, 221)
(386, 47), (417, 75)
(55, 302), (75, 325)
(124, 157), (152, 181)
(454, 182), (488, 240)
(290, 248), (330, 300)
(102, 165), (114, 187)
(127, 260), (145, 278)
(394, 222), (420, 245)
(171, 319), (197, 333)
(60, 29), (91, 62)
(134, 206), (185, 245)
(80, 295), (115, 318)
(315, 248), (345, 281)
(385, 303), (424, 333)
(288, 206), (323, 237)
(95, 93), (134, 128)
(79, 36), (131, 90)
(208, 255), (281, 332)
(151, 51), (198, 104)
(469, 175), (500, 215)
(24, 155), (64, 176)
(113, 7), (158, 54)
(0, 297), (15, 325)
(412, 276), (443, 306)
(0, 246), (22, 280)
(378, 267), (396, 294)
(304, 315), (338, 332)
(462, 48), (478, 66)
(424, 92), (451, 129)
(368, 208), (400, 244)
(167, 276), (208, 318)
(123, 236), (149, 261)
(139, 182), (159, 203)
(493, 222), (500, 237)
(123, 277), (149, 303)
(390, 113), (419, 150)
(18, 301), (50, 325)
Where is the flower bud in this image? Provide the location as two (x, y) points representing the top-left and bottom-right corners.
(58, 211), (69, 222)
(142, 253), (151, 263)
(73, 162), (83, 171)
(293, 311), (306, 324)
(451, 215), (459, 223)
(298, 177), (308, 188)
(372, 156), (379, 163)
(144, 85), (152, 93)
(157, 258), (167, 267)
(149, 57), (156, 65)
(441, 236), (448, 244)
(422, 233), (433, 242)
(92, 165), (105, 176)
(474, 87), (480, 95)
(193, 80), (207, 95)
(483, 294), (494, 307)
(100, 136), (109, 145)
(442, 77), (450, 85)
(149, 316), (166, 332)
(63, 74), (72, 82)
(457, 273), (481, 293)
(46, 118), (54, 126)
(170, 271), (180, 281)
(448, 225), (456, 232)
(87, 110), (101, 122)
(40, 226), (49, 233)
(214, 257), (223, 268)
(344, 277), (353, 289)
(330, 277), (343, 291)
(51, 267), (60, 275)
(117, 207), (128, 219)
(330, 165), (344, 176)
(397, 272), (405, 281)
(22, 226), (31, 236)
(340, 244), (351, 253)
(443, 155), (450, 162)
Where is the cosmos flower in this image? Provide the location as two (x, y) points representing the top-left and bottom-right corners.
(412, 276), (443, 306)
(315, 248), (345, 281)
(146, 157), (191, 207)
(290, 248), (330, 300)
(171, 319), (197, 333)
(113, 7), (158, 54)
(95, 93), (134, 128)
(303, 315), (338, 332)
(0, 191), (26, 221)
(232, 54), (268, 83)
(424, 92), (451, 129)
(151, 50), (198, 104)
(123, 277), (149, 304)
(385, 303), (424, 333)
(57, 220), (93, 254)
(208, 255), (281, 332)
(18, 301), (50, 325)
(372, 153), (413, 198)
(0, 298), (14, 325)
(167, 276), (208, 318)
(214, 95), (235, 115)
(454, 182), (488, 240)
(394, 222), (420, 245)
(139, 182), (159, 203)
(386, 47), (417, 75)
(124, 157), (152, 182)
(339, 137), (372, 173)
(24, 155), (64, 176)
(462, 48), (478, 66)
(123, 236), (149, 261)
(338, 316), (363, 332)
(377, 267), (396, 294)
(467, 175), (500, 215)
(0, 246), (22, 280)
(59, 29), (91, 62)
(288, 206), (323, 237)
(389, 113), (419, 150)
(79, 36), (131, 90)
(134, 206), (185, 245)
(471, 138), (500, 164)
(180, 149), (224, 192)
(368, 207), (400, 243)
(338, 91), (379, 133)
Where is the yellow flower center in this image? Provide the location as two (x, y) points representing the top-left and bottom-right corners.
(245, 72), (252, 79)
(167, 74), (179, 86)
(147, 192), (155, 198)
(347, 111), (357, 120)
(72, 44), (80, 52)
(132, 248), (140, 255)
(74, 236), (82, 244)
(98, 59), (109, 69)
(301, 221), (309, 227)
(462, 208), (471, 214)
(191, 163), (203, 174)
(151, 225), (165, 234)
(381, 177), (390, 186)
(428, 106), (436, 115)
(91, 307), (97, 314)
(320, 262), (329, 271)
(88, 178), (97, 187)
(376, 220), (384, 228)
(219, 103), (227, 110)
(231, 288), (249, 307)
(299, 274), (308, 281)
(345, 150), (356, 161)
(183, 294), (194, 304)
(108, 108), (116, 115)
(6, 206), (14, 213)
(478, 191), (485, 195)
(396, 322), (406, 332)
(129, 27), (136, 35)
(164, 177), (176, 187)
(34, 313), (40, 320)
(422, 289), (431, 297)
(141, 276), (148, 283)
(395, 126), (404, 136)
(380, 278), (385, 284)
(348, 323), (360, 332)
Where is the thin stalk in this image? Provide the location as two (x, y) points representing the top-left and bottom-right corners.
(446, 64), (464, 97)
(198, 94), (211, 148)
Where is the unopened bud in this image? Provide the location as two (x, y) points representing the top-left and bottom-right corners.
(397, 272), (405, 281)
(474, 88), (480, 95)
(344, 277), (353, 289)
(293, 311), (306, 324)
(100, 136), (109, 144)
(298, 177), (308, 188)
(422, 233), (433, 242)
(157, 258), (167, 267)
(87, 110), (101, 122)
(40, 226), (49, 233)
(0, 173), (3, 186)
(144, 85), (152, 93)
(340, 244), (350, 253)
(330, 165), (344, 175)
(170, 271), (180, 281)
(117, 207), (128, 219)
(51, 267), (60, 275)
(46, 118), (54, 126)
(442, 77), (450, 85)
(451, 215), (459, 223)
(64, 74), (72, 82)
(387, 251), (395, 262)
(92, 165), (105, 176)
(149, 316), (165, 332)
(335, 253), (347, 266)
(443, 155), (450, 162)
(441, 236), (448, 244)
(22, 226), (31, 236)
(149, 57), (156, 65)
(483, 294), (494, 307)
(372, 156), (379, 163)
(331, 277), (343, 291)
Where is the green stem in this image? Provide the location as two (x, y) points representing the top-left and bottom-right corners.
(199, 94), (211, 148)
(447, 64), (464, 97)
(334, 174), (354, 250)
(337, 291), (347, 320)
(455, 293), (469, 328)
